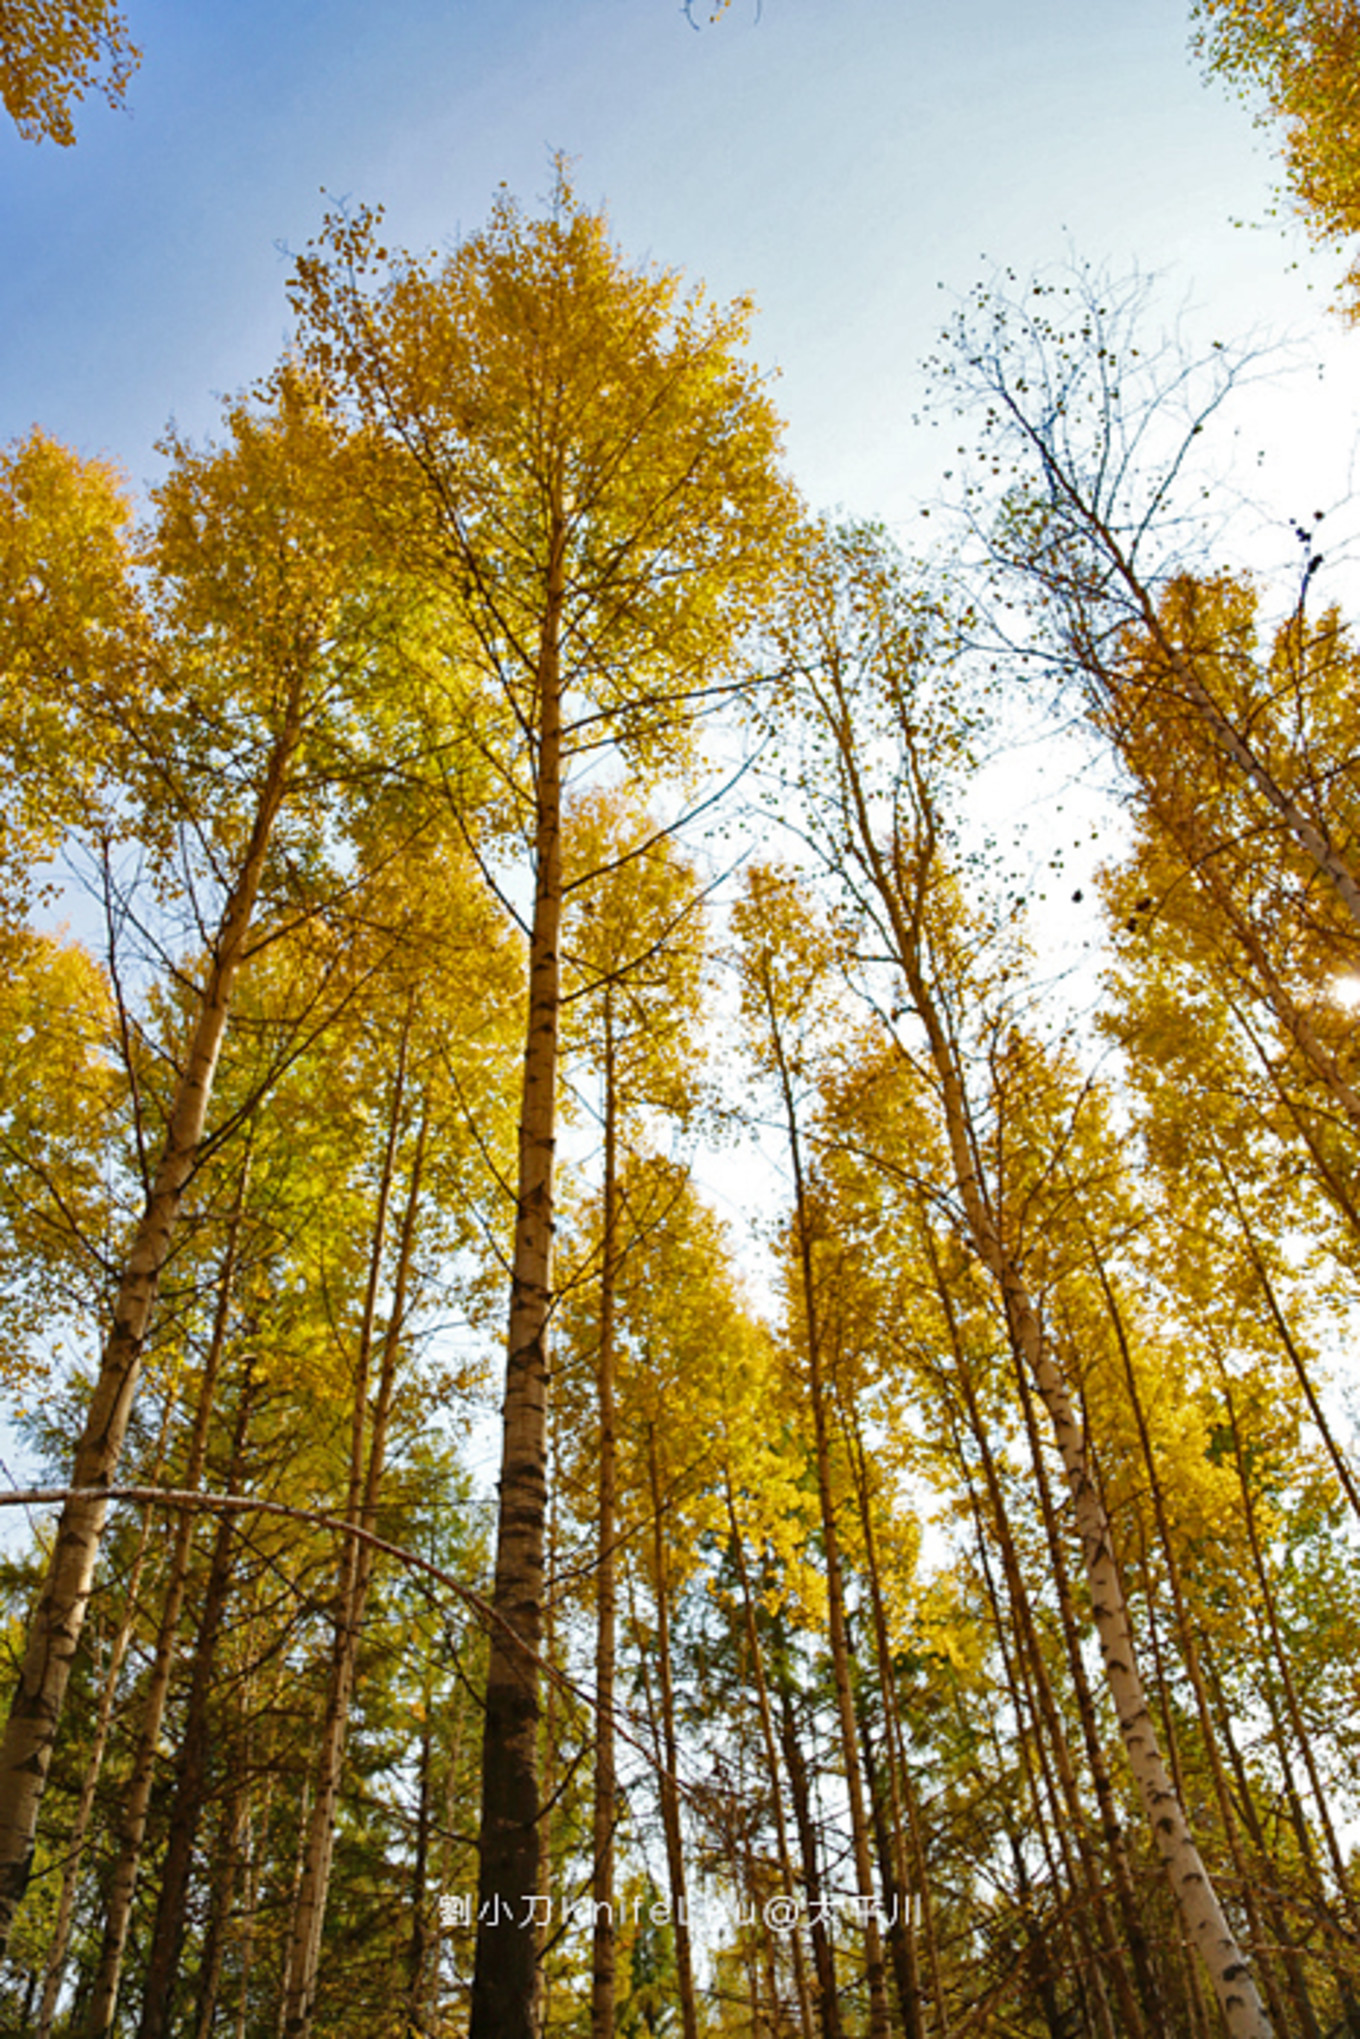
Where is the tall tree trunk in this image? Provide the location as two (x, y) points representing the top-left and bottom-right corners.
(591, 990), (619, 2039)
(224, 1654), (276, 2039)
(1091, 1245), (1303, 2037)
(274, 1778), (311, 2039)
(1124, 1524), (1218, 2039)
(430, 1669), (473, 2023)
(840, 1435), (950, 2039)
(976, 1442), (1123, 2039)
(192, 1766), (249, 2039)
(36, 1397), (173, 2039)
(82, 1183), (248, 2039)
(837, 1413), (924, 2039)
(1007, 1327), (1161, 2036)
(646, 1429), (701, 2039)
(0, 699), (300, 1952)
(965, 1460), (1088, 2036)
(724, 1481), (817, 2039)
(279, 1069), (424, 2039)
(539, 1366), (561, 2038)
(840, 748), (1274, 2037)
(135, 1356), (257, 2039)
(857, 1698), (922, 2039)
(470, 520), (565, 2039)
(1199, 1633), (1323, 2038)
(231, 1766), (269, 2039)
(405, 1683), (434, 2035)
(971, 1203), (1266, 2035)
(1008, 1826), (1068, 2039)
(777, 1682), (843, 2039)
(757, 971), (890, 2039)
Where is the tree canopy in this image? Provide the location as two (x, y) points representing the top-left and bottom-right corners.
(0, 0), (138, 144)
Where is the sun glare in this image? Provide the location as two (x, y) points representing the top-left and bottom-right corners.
(1331, 976), (1360, 1009)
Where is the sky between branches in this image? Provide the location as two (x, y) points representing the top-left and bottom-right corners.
(1, 0), (1354, 548)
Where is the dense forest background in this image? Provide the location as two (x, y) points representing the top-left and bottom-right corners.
(4, 4), (1360, 2037)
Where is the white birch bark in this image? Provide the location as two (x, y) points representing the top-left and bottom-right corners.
(899, 892), (1271, 2039)
(808, 659), (1273, 2039)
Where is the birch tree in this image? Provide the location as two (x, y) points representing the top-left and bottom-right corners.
(0, 371), (379, 1949)
(770, 521), (1275, 2039)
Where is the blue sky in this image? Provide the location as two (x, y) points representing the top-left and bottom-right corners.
(1, 0), (1348, 533)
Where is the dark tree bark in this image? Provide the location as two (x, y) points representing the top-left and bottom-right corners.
(136, 1357), (257, 2039)
(470, 541), (564, 2039)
